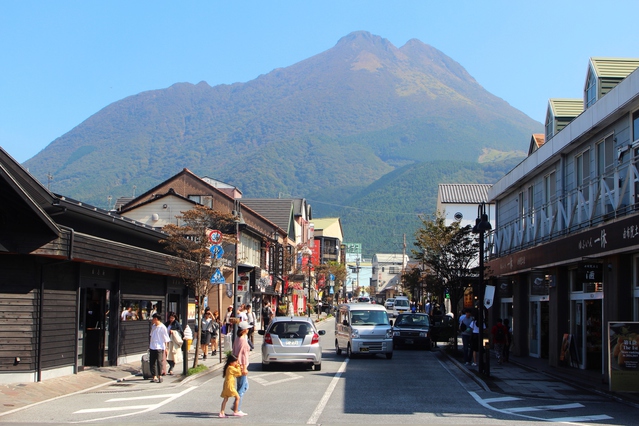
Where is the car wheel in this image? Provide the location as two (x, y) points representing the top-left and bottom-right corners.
(386, 352), (393, 359)
(347, 344), (353, 358)
(314, 363), (322, 371)
(335, 340), (342, 355)
(262, 362), (270, 371)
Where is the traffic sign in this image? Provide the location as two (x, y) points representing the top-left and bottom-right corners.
(208, 230), (223, 245)
(210, 268), (225, 284)
(210, 244), (224, 259)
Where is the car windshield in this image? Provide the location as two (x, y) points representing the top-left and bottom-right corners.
(394, 299), (409, 308)
(395, 314), (430, 327)
(268, 321), (312, 337)
(350, 310), (389, 326)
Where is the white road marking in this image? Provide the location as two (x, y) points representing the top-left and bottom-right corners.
(306, 358), (349, 425)
(469, 391), (613, 423)
(251, 372), (302, 386)
(106, 394), (175, 402)
(71, 386), (196, 423)
(482, 396), (522, 403)
(74, 405), (154, 414)
(504, 403), (584, 413)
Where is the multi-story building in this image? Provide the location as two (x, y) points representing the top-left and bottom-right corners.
(487, 58), (639, 378)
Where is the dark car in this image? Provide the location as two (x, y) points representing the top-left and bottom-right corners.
(392, 313), (432, 350)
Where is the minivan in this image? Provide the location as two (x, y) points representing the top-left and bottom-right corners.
(335, 303), (393, 359)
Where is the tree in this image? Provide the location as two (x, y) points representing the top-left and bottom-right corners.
(313, 261), (347, 307)
(413, 213), (478, 349)
(161, 205), (236, 368)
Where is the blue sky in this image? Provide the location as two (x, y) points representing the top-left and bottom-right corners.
(2, 1), (638, 163)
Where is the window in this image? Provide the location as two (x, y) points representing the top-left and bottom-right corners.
(120, 299), (163, 321)
(188, 195), (213, 208)
(596, 135), (614, 178)
(633, 110), (639, 143)
(527, 185), (535, 224)
(576, 149), (590, 200)
(545, 115), (554, 140)
(585, 70), (597, 108)
(388, 266), (401, 274)
(544, 171), (556, 211)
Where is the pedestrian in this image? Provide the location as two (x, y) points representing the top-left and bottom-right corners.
(502, 318), (512, 363)
(424, 300), (432, 316)
(459, 309), (473, 365)
(211, 310), (220, 356)
(219, 354), (244, 418)
(237, 304), (248, 322)
(262, 302), (274, 330)
(232, 321), (251, 416)
(165, 312), (184, 375)
(470, 314), (485, 367)
(201, 311), (214, 359)
(121, 305), (135, 321)
(246, 305), (256, 346)
(224, 305), (233, 333)
(149, 313), (170, 383)
(491, 318), (508, 365)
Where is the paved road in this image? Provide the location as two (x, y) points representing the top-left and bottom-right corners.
(0, 317), (636, 425)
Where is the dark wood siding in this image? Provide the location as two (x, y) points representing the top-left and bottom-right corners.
(41, 289), (77, 369)
(0, 257), (38, 372)
(118, 321), (150, 356)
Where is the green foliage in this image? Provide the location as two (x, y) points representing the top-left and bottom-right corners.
(187, 364), (208, 376)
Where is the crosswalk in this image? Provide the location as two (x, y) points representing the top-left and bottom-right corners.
(470, 392), (613, 423)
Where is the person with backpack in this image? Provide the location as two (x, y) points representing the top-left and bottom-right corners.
(458, 309), (473, 365)
(491, 318), (508, 365)
(262, 302), (274, 330)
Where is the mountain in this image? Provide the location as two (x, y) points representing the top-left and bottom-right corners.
(22, 31), (540, 253)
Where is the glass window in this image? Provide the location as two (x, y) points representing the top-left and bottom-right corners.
(120, 299), (163, 321)
(545, 115), (554, 140)
(586, 70), (597, 108)
(633, 110), (639, 143)
(544, 171), (556, 206)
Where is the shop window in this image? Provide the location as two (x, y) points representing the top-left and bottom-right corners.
(120, 299), (163, 321)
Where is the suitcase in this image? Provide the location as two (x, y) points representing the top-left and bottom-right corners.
(141, 352), (152, 379)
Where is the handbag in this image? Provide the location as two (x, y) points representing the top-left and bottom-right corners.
(221, 324), (227, 335)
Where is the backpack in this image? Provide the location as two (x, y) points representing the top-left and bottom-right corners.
(459, 322), (467, 332)
(495, 325), (506, 341)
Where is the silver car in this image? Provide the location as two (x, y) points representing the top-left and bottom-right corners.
(257, 316), (325, 371)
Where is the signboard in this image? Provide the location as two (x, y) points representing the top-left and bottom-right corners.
(344, 243), (362, 254)
(609, 322), (639, 392)
(210, 244), (224, 259)
(208, 229), (223, 245)
(210, 268), (225, 284)
(578, 262), (603, 283)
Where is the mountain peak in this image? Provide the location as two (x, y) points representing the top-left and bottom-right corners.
(335, 31), (396, 51)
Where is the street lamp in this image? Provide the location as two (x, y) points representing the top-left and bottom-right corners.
(472, 202), (492, 376)
(232, 200), (245, 343)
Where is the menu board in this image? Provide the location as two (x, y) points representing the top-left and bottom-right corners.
(609, 322), (639, 392)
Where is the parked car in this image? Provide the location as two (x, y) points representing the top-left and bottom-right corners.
(391, 296), (410, 317)
(392, 313), (432, 350)
(357, 296), (371, 303)
(335, 303), (393, 359)
(384, 298), (395, 309)
(257, 316), (325, 371)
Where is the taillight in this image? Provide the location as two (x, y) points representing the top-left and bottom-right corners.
(265, 333), (273, 344)
(311, 333), (319, 344)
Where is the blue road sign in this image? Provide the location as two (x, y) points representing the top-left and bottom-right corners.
(210, 244), (224, 259)
(329, 274), (335, 281)
(211, 268), (225, 283)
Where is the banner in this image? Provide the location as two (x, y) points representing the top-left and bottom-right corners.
(609, 322), (639, 392)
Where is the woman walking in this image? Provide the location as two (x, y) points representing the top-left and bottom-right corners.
(165, 312), (184, 375)
(232, 321), (251, 416)
(201, 311), (214, 359)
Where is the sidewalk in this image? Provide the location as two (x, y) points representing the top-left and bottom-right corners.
(445, 338), (639, 407)
(0, 313), (328, 417)
(0, 331), (260, 417)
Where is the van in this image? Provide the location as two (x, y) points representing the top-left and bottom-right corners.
(391, 296), (410, 317)
(335, 303), (393, 359)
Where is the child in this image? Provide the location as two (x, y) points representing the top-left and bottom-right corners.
(219, 354), (245, 417)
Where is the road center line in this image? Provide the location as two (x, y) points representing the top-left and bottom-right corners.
(306, 358), (349, 425)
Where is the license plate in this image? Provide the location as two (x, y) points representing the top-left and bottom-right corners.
(284, 340), (300, 346)
(360, 347), (369, 352)
(405, 339), (414, 344)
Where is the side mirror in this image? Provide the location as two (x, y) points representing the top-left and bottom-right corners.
(342, 320), (349, 326)
(389, 320), (394, 326)
(257, 330), (265, 335)
(318, 330), (326, 336)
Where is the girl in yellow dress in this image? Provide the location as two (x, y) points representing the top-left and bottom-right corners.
(219, 354), (244, 417)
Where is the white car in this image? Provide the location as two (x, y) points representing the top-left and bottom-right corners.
(384, 298), (395, 309)
(391, 296), (410, 317)
(357, 296), (371, 303)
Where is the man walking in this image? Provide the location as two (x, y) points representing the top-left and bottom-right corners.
(459, 309), (473, 365)
(149, 313), (170, 383)
(491, 318), (508, 365)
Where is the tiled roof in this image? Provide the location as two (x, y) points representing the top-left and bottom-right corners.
(239, 198), (294, 232)
(532, 134), (545, 149)
(438, 184), (491, 204)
